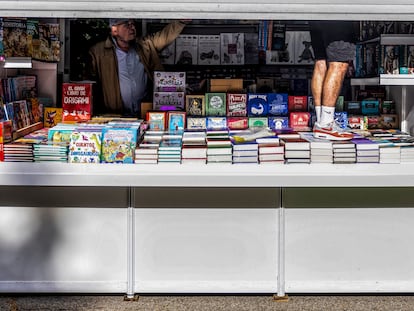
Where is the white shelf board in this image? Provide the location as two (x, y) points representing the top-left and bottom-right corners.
(350, 77), (379, 86)
(1, 162), (414, 188)
(380, 74), (414, 85)
(380, 34), (414, 45)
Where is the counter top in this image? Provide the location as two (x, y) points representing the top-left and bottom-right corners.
(1, 162), (413, 187)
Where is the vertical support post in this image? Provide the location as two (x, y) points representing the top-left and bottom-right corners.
(401, 85), (407, 133)
(274, 187), (288, 301)
(125, 186), (137, 300)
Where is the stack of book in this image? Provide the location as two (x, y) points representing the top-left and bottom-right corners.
(256, 136), (284, 164)
(400, 145), (414, 163)
(181, 130), (207, 164)
(301, 132), (333, 163)
(379, 145), (401, 164)
(206, 129), (232, 164)
(158, 132), (183, 163)
(33, 141), (69, 162)
(3, 141), (34, 162)
(352, 137), (380, 163)
(281, 137), (310, 164)
(332, 141), (356, 164)
(231, 140), (258, 164)
(134, 144), (159, 164)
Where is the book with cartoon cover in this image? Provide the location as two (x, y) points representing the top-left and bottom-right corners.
(101, 126), (138, 164)
(68, 128), (102, 163)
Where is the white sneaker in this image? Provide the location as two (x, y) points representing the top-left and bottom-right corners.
(313, 122), (353, 141)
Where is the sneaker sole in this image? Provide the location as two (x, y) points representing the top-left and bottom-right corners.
(313, 131), (353, 141)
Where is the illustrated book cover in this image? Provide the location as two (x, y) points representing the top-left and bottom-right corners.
(62, 82), (93, 122)
(68, 128), (102, 163)
(101, 126), (138, 164)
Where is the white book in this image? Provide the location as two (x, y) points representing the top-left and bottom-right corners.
(198, 35), (221, 65)
(175, 34), (199, 65)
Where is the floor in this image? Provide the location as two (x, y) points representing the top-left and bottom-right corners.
(1, 294), (414, 311)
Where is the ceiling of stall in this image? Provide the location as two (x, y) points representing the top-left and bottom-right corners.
(1, 0), (414, 20)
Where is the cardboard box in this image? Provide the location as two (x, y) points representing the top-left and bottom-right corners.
(209, 79), (243, 92)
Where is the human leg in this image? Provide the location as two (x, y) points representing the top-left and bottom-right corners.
(311, 59), (327, 124)
(319, 61), (349, 126)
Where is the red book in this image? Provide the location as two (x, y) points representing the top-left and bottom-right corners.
(289, 112), (310, 130)
(288, 95), (308, 112)
(0, 122), (3, 161)
(62, 82), (93, 122)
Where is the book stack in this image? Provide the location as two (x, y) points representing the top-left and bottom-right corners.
(3, 141), (34, 162)
(400, 145), (414, 163)
(379, 145), (401, 164)
(352, 137), (380, 163)
(181, 130), (207, 164)
(301, 132), (333, 163)
(332, 141), (356, 164)
(135, 144), (159, 164)
(281, 137), (310, 164)
(158, 132), (183, 163)
(33, 141), (69, 162)
(256, 136), (284, 164)
(206, 129), (232, 164)
(231, 140), (258, 164)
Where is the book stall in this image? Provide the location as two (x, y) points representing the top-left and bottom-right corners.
(2, 1), (414, 299)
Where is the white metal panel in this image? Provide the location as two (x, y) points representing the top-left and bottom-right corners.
(285, 208), (414, 293)
(2, 162), (414, 187)
(1, 0), (414, 20)
(134, 208), (278, 293)
(0, 206), (128, 293)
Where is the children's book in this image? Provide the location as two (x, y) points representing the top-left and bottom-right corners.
(44, 107), (63, 128)
(101, 126), (138, 164)
(68, 128), (102, 163)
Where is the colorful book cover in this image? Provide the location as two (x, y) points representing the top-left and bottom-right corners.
(267, 93), (288, 116)
(185, 95), (205, 116)
(0, 121), (3, 161)
(167, 111), (186, 131)
(247, 93), (268, 117)
(3, 18), (28, 57)
(153, 92), (185, 110)
(248, 117), (268, 128)
(288, 96), (308, 112)
(68, 129), (102, 163)
(146, 111), (166, 131)
(101, 126), (138, 164)
(62, 82), (93, 122)
(206, 93), (226, 116)
(38, 22), (60, 62)
(289, 112), (310, 130)
(227, 93), (247, 117)
(153, 71), (186, 92)
(44, 107), (63, 128)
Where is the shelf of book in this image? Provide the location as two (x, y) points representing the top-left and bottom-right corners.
(1, 162), (414, 187)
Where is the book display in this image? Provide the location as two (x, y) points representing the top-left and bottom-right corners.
(3, 6), (414, 299)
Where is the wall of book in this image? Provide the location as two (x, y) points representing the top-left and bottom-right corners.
(1, 19), (414, 164)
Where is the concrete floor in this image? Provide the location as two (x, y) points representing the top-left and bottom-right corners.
(1, 295), (414, 311)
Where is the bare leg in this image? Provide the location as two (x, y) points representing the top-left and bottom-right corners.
(321, 61), (349, 107)
(311, 59), (327, 108)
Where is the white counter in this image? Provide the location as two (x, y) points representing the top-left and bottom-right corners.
(1, 162), (414, 187)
